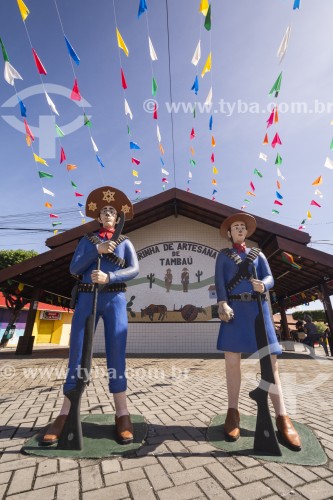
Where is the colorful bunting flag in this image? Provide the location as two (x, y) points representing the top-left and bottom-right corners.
(38, 171), (53, 179)
(213, 166), (218, 174)
(132, 170), (139, 177)
(121, 68), (127, 89)
(55, 124), (65, 137)
(49, 213), (58, 218)
(190, 128), (195, 139)
(209, 115), (213, 130)
(259, 152), (267, 162)
(130, 141), (140, 150)
(274, 200), (283, 206)
(277, 180), (281, 189)
(71, 181), (78, 188)
(191, 75), (199, 95)
(324, 157), (333, 169)
(75, 192), (84, 197)
(152, 77), (158, 96)
(138, 0), (147, 17)
(310, 200), (321, 207)
(190, 159), (196, 167)
(201, 52), (212, 77)
(247, 191), (256, 197)
(272, 133), (282, 148)
(116, 28), (129, 56)
(277, 26), (292, 63)
(293, 0), (301, 10)
(153, 103), (158, 119)
(148, 36), (158, 61)
(314, 189), (323, 198)
(17, 0), (30, 21)
(64, 36), (80, 65)
(124, 98), (133, 119)
(33, 153), (48, 165)
(96, 154), (105, 168)
(330, 138), (333, 150)
(250, 182), (255, 191)
(161, 168), (169, 175)
(131, 157), (140, 165)
(67, 164), (77, 171)
(24, 119), (34, 141)
(312, 175), (322, 186)
(211, 153), (215, 163)
(307, 211), (312, 219)
(253, 168), (263, 178)
(71, 79), (81, 100)
(277, 168), (286, 180)
(272, 209), (279, 214)
(263, 133), (269, 144)
(134, 180), (142, 185)
(205, 87), (212, 105)
(190, 147), (195, 155)
(266, 109), (275, 128)
(191, 40), (201, 66)
(84, 113), (91, 127)
(159, 144), (164, 154)
(45, 92), (59, 115)
(156, 125), (161, 142)
(43, 187), (55, 196)
(4, 61), (23, 85)
(276, 191), (283, 199)
(52, 222), (62, 226)
(211, 136), (216, 147)
(60, 147), (66, 163)
(275, 153), (282, 165)
(18, 98), (26, 117)
(44, 202), (52, 208)
(199, 0), (209, 16)
(269, 72), (283, 97)
(204, 4), (211, 31)
(32, 49), (47, 75)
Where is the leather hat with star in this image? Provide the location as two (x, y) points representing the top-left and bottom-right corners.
(85, 186), (134, 220)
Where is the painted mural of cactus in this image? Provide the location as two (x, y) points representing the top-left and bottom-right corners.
(146, 273), (155, 288)
(127, 295), (136, 318)
(195, 270), (203, 282)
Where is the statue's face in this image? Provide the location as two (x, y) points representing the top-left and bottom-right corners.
(228, 221), (247, 244)
(98, 206), (117, 228)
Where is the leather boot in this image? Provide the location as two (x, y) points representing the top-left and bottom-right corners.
(224, 408), (240, 441)
(115, 415), (134, 444)
(41, 415), (68, 445)
(276, 415), (302, 451)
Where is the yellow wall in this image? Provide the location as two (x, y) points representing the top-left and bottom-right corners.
(34, 311), (73, 345)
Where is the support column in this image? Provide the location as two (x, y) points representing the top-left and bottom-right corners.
(319, 283), (333, 356)
(15, 288), (40, 355)
(278, 298), (295, 351)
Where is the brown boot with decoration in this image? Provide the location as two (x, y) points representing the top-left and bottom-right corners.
(276, 415), (302, 451)
(115, 415), (134, 444)
(224, 408), (240, 441)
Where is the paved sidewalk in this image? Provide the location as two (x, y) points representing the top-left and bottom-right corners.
(0, 345), (333, 499)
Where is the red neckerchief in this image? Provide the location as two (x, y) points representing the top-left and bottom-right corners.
(233, 242), (246, 254)
(99, 227), (115, 240)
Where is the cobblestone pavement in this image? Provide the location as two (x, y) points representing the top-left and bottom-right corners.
(0, 345), (333, 499)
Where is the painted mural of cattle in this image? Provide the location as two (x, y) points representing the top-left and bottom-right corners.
(141, 304), (167, 321)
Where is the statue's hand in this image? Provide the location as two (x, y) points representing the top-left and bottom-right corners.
(91, 270), (109, 284)
(218, 301), (234, 322)
(97, 241), (117, 255)
(250, 278), (265, 293)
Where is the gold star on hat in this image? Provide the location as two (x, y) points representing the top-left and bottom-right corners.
(85, 186), (134, 220)
(88, 202), (97, 212)
(102, 190), (115, 203)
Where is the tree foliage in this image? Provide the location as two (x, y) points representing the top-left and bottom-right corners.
(0, 249), (38, 270)
(292, 310), (326, 322)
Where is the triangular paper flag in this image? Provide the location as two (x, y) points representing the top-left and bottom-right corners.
(148, 36), (158, 61)
(156, 125), (161, 143)
(190, 128), (195, 140)
(253, 168), (263, 178)
(276, 191), (283, 199)
(32, 49), (47, 75)
(132, 170), (139, 177)
(131, 157), (140, 165)
(250, 182), (255, 191)
(307, 211), (312, 220)
(67, 164), (77, 171)
(272, 133), (282, 148)
(324, 157), (333, 169)
(49, 214), (59, 218)
(124, 98), (133, 120)
(91, 137), (98, 152)
(55, 124), (65, 137)
(33, 153), (48, 166)
(277, 26), (292, 63)
(275, 153), (282, 165)
(75, 192), (84, 197)
(121, 68), (127, 89)
(314, 189), (323, 198)
(71, 181), (78, 188)
(24, 119), (34, 141)
(153, 103), (158, 120)
(259, 152), (267, 162)
(60, 147), (66, 163)
(310, 200), (321, 207)
(213, 166), (218, 174)
(199, 0), (209, 16)
(17, 0), (30, 21)
(201, 52), (212, 77)
(138, 0), (147, 18)
(116, 28), (129, 56)
(64, 36), (80, 65)
(274, 200), (283, 206)
(152, 77), (158, 96)
(45, 92), (59, 116)
(191, 75), (199, 95)
(43, 187), (55, 196)
(84, 113), (92, 127)
(191, 40), (201, 66)
(96, 155), (105, 168)
(269, 72), (283, 97)
(263, 133), (269, 145)
(4, 61), (23, 85)
(211, 135), (216, 147)
(312, 176), (322, 186)
(44, 202), (52, 208)
(18, 98), (27, 117)
(38, 171), (53, 179)
(204, 4), (211, 31)
(130, 141), (140, 150)
(71, 79), (81, 100)
(205, 87), (212, 105)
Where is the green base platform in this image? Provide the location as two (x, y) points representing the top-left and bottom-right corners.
(22, 414), (147, 459)
(207, 414), (327, 466)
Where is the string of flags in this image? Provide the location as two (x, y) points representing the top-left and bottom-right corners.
(240, 5), (298, 214)
(112, 1), (144, 198)
(138, 0), (169, 192)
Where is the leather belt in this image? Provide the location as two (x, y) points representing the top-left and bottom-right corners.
(78, 283), (127, 293)
(228, 292), (267, 302)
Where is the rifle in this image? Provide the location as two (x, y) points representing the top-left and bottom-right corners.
(57, 212), (125, 450)
(248, 265), (282, 456)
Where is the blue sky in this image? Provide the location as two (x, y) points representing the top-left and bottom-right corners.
(1, 0), (333, 258)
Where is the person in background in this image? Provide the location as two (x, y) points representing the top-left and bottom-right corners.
(302, 314), (329, 356)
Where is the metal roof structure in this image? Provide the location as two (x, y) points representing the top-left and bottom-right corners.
(0, 188), (332, 310)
